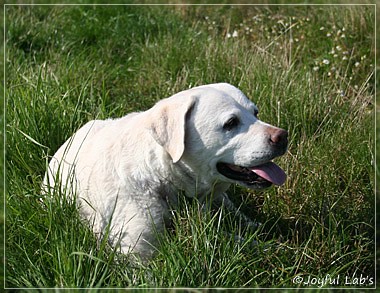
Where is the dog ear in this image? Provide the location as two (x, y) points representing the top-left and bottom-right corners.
(149, 96), (196, 163)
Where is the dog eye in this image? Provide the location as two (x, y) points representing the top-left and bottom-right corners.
(253, 109), (259, 118)
(223, 116), (240, 131)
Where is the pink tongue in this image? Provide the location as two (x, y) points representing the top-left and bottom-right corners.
(250, 162), (286, 186)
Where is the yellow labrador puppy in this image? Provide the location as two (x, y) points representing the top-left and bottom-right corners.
(44, 83), (288, 259)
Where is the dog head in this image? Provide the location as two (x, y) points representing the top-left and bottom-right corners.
(149, 83), (288, 190)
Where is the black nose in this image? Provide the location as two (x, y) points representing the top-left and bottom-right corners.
(269, 128), (288, 149)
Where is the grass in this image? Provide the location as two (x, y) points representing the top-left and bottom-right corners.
(4, 3), (375, 290)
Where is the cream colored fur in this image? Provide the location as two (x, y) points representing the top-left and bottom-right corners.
(43, 83), (286, 259)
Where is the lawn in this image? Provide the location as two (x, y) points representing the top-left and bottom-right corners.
(4, 2), (375, 290)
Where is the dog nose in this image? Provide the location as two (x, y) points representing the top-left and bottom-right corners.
(269, 128), (288, 148)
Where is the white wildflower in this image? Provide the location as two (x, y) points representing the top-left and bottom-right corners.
(337, 89), (344, 96)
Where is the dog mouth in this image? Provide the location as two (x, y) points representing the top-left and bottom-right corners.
(216, 161), (286, 189)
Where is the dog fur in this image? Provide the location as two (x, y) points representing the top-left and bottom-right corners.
(43, 83), (288, 259)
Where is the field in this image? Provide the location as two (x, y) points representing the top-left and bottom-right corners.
(4, 3), (376, 290)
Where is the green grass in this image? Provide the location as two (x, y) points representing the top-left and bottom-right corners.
(5, 3), (375, 290)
